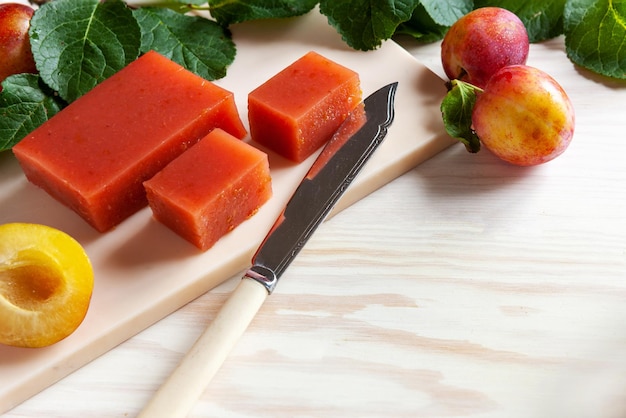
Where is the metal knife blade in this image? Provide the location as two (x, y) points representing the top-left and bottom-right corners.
(246, 81), (398, 293)
(137, 82), (398, 418)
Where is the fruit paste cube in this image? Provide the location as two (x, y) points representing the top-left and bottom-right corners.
(144, 129), (272, 251)
(248, 51), (361, 162)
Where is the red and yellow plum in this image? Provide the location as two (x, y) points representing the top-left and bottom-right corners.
(441, 7), (529, 89)
(471, 65), (575, 166)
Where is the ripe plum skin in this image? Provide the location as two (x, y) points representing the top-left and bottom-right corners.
(0, 3), (37, 87)
(472, 65), (575, 166)
(441, 7), (529, 89)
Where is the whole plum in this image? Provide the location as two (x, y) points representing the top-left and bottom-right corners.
(472, 65), (575, 166)
(441, 7), (529, 89)
(0, 2), (37, 87)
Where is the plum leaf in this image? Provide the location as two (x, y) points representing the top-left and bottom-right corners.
(440, 80), (481, 153)
(133, 7), (236, 81)
(208, 0), (318, 25)
(29, 0), (141, 103)
(564, 0), (626, 79)
(420, 0), (474, 26)
(396, 0), (471, 42)
(319, 0), (419, 50)
(0, 74), (66, 151)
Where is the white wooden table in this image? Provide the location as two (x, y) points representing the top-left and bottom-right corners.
(5, 33), (626, 418)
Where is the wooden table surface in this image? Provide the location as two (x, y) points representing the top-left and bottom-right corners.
(5, 31), (626, 418)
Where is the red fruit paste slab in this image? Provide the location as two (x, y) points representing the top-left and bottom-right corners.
(0, 9), (454, 414)
(12, 51), (247, 233)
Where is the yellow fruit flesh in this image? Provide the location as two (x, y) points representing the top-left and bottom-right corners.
(0, 223), (94, 348)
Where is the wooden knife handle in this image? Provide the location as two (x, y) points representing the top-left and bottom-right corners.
(137, 278), (268, 418)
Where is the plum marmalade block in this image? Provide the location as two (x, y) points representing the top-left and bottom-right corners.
(144, 128), (272, 251)
(248, 51), (361, 162)
(12, 50), (247, 232)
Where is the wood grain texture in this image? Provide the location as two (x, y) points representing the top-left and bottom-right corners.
(5, 33), (626, 418)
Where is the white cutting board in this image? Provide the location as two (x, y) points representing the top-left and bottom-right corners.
(0, 9), (455, 413)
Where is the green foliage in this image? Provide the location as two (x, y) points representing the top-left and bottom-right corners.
(396, 0), (471, 42)
(319, 0), (419, 50)
(0, 74), (66, 151)
(564, 0), (626, 79)
(208, 0), (318, 25)
(133, 7), (236, 81)
(29, 0), (141, 103)
(421, 0), (474, 26)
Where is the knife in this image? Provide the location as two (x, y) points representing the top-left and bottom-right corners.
(137, 82), (398, 418)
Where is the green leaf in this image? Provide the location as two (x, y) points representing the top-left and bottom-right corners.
(133, 7), (236, 81)
(129, 0), (207, 13)
(319, 0), (420, 51)
(564, 0), (626, 79)
(394, 4), (451, 42)
(440, 80), (482, 153)
(396, 0), (472, 42)
(421, 0), (473, 26)
(208, 0), (319, 26)
(474, 0), (565, 42)
(29, 0), (141, 103)
(0, 74), (66, 151)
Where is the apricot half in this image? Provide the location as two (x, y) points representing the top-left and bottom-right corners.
(0, 223), (94, 348)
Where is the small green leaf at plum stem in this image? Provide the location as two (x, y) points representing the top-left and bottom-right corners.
(440, 79), (482, 153)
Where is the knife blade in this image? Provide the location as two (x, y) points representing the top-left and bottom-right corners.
(137, 82), (398, 418)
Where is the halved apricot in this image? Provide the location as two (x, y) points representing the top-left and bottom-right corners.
(0, 223), (94, 348)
